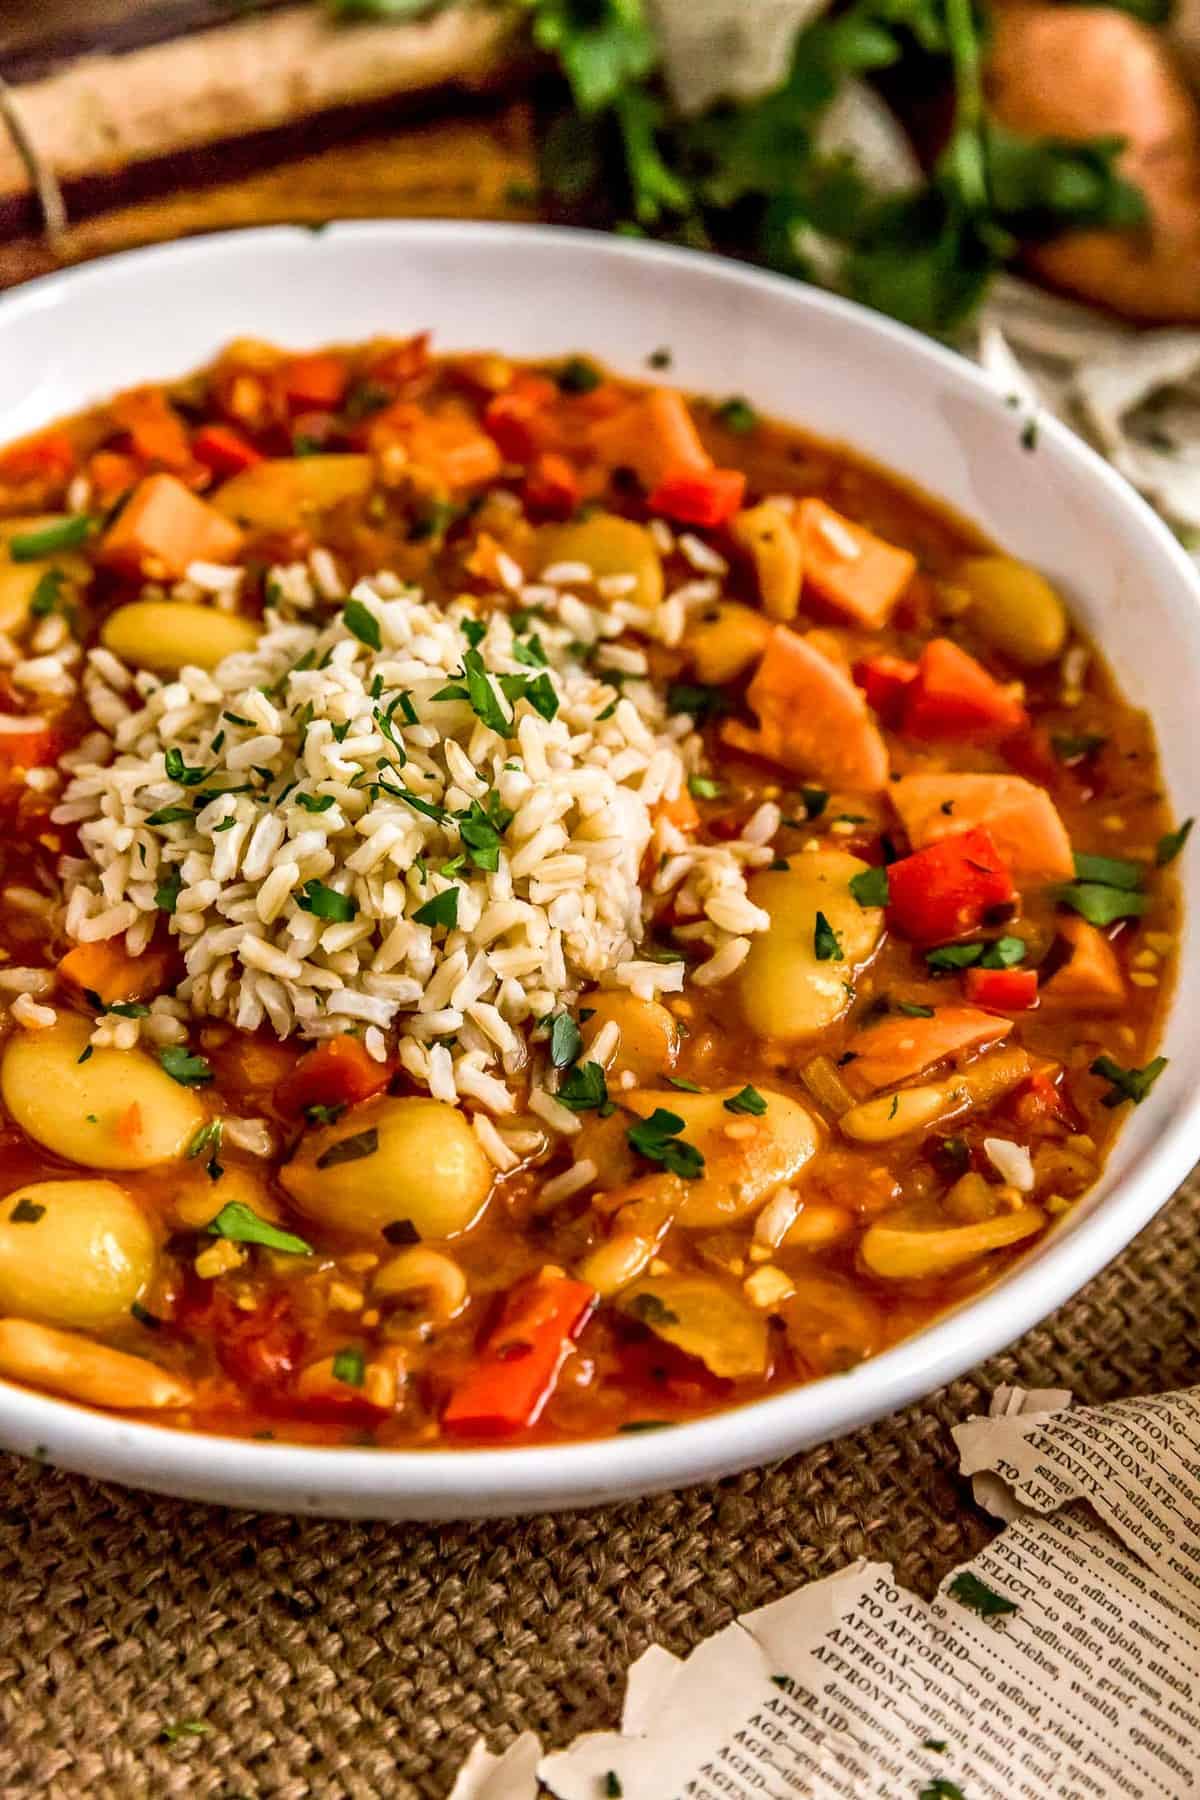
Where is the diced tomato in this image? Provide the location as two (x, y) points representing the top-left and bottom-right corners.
(648, 468), (746, 528)
(192, 423), (264, 477)
(278, 352), (349, 412)
(0, 714), (61, 770)
(212, 1293), (302, 1394)
(1000, 724), (1059, 787)
(0, 428), (77, 483)
(110, 387), (196, 475)
(853, 653), (918, 725)
(483, 375), (560, 463)
(901, 638), (1029, 740)
(523, 452), (582, 519)
(274, 1035), (393, 1117)
(963, 966), (1039, 1011)
(1010, 1068), (1077, 1130)
(885, 827), (1016, 943)
(442, 1275), (596, 1439)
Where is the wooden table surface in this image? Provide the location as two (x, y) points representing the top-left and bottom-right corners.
(0, 96), (538, 290)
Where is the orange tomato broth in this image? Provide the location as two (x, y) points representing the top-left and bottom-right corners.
(0, 333), (1180, 1448)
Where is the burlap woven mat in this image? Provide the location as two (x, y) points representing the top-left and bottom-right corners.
(0, 1170), (1196, 1799)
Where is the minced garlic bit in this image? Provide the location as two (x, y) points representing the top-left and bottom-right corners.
(194, 1239), (246, 1280)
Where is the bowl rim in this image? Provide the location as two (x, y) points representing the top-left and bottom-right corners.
(2, 217), (1198, 1515)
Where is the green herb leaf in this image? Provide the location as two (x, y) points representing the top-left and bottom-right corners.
(1156, 818), (1193, 867)
(666, 682), (730, 726)
(548, 1012), (583, 1069)
(304, 1101), (346, 1128)
(315, 1127), (380, 1169)
(522, 671), (561, 721)
(897, 1001), (935, 1018)
(1072, 850), (1144, 892)
(9, 1197), (45, 1224)
(9, 515), (95, 562)
(145, 805), (194, 826)
(1051, 730), (1106, 763)
(342, 598), (382, 650)
(159, 1046), (213, 1086)
(1090, 1053), (1167, 1108)
(714, 396), (758, 434)
(626, 1107), (705, 1178)
(556, 1060), (611, 1113)
(297, 879), (359, 922)
(948, 1570), (1018, 1619)
(849, 865), (889, 907)
(628, 1291), (680, 1327)
(813, 910), (843, 962)
(687, 774), (722, 800)
(1057, 882), (1148, 927)
(413, 887), (460, 929)
(29, 567), (65, 617)
(296, 792), (335, 813)
(666, 1076), (702, 1093)
(207, 1201), (312, 1255)
(332, 1346), (366, 1387)
(164, 747), (211, 787)
(557, 356), (602, 394)
(460, 617), (487, 649)
(130, 1300), (163, 1330)
(724, 1085), (767, 1116)
(979, 935), (1026, 969)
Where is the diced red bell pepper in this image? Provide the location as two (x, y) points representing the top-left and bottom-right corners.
(192, 423), (264, 477)
(1000, 724), (1059, 787)
(647, 468), (746, 528)
(853, 653), (918, 725)
(523, 451), (582, 519)
(483, 374), (560, 463)
(279, 352), (349, 412)
(963, 966), (1039, 1011)
(211, 1292), (302, 1394)
(1009, 1067), (1077, 1130)
(442, 1275), (597, 1439)
(274, 1034), (393, 1116)
(901, 638), (1028, 740)
(886, 827), (1016, 944)
(0, 428), (76, 483)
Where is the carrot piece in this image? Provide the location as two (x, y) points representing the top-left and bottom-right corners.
(964, 967), (1039, 1011)
(654, 785), (700, 833)
(523, 451), (582, 519)
(87, 449), (144, 507)
(110, 387), (195, 474)
(274, 1036), (394, 1116)
(885, 828), (1016, 943)
(0, 714), (61, 771)
(902, 638), (1029, 740)
(1041, 916), (1126, 1012)
(798, 499), (916, 628)
(648, 468), (746, 528)
(58, 940), (172, 1007)
(0, 429), (76, 483)
(279, 353), (349, 412)
(853, 653), (918, 724)
(847, 1004), (1014, 1092)
(589, 389), (712, 491)
(369, 402), (503, 490)
(722, 627), (890, 791)
(442, 1275), (597, 1439)
(192, 424), (264, 477)
(97, 473), (244, 579)
(890, 772), (1074, 879)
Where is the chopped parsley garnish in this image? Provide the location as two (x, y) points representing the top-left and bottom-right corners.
(342, 599), (382, 650)
(628, 1292), (680, 1327)
(207, 1201), (312, 1255)
(460, 617), (487, 649)
(947, 1570), (1018, 1619)
(83, 990), (150, 1019)
(724, 1085), (767, 1115)
(304, 1102), (346, 1128)
(714, 395), (758, 434)
(315, 1127), (380, 1169)
(29, 568), (65, 617)
(9, 515), (95, 561)
(1057, 882), (1148, 927)
(164, 747), (211, 786)
(343, 379), (392, 421)
(159, 1046), (213, 1086)
(1073, 850), (1144, 891)
(897, 1001), (935, 1018)
(297, 879), (358, 923)
(626, 1107), (704, 1178)
(381, 782), (447, 824)
(395, 689), (418, 725)
(1051, 730), (1106, 762)
(850, 865), (889, 907)
(296, 792), (335, 813)
(332, 1346), (366, 1387)
(1090, 1054), (1167, 1108)
(547, 1012), (583, 1069)
(413, 887), (460, 930)
(666, 1076), (702, 1093)
(513, 633), (548, 668)
(926, 935), (1025, 972)
(222, 710), (254, 728)
(1156, 818), (1193, 866)
(557, 1061), (613, 1115)
(185, 1119), (224, 1182)
(9, 1197), (45, 1224)
(130, 1301), (163, 1330)
(813, 911), (843, 962)
(146, 805), (194, 826)
(666, 682), (731, 726)
(557, 355), (602, 394)
(688, 774), (722, 800)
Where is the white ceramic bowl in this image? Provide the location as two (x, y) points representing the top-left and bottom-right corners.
(0, 222), (1196, 1517)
